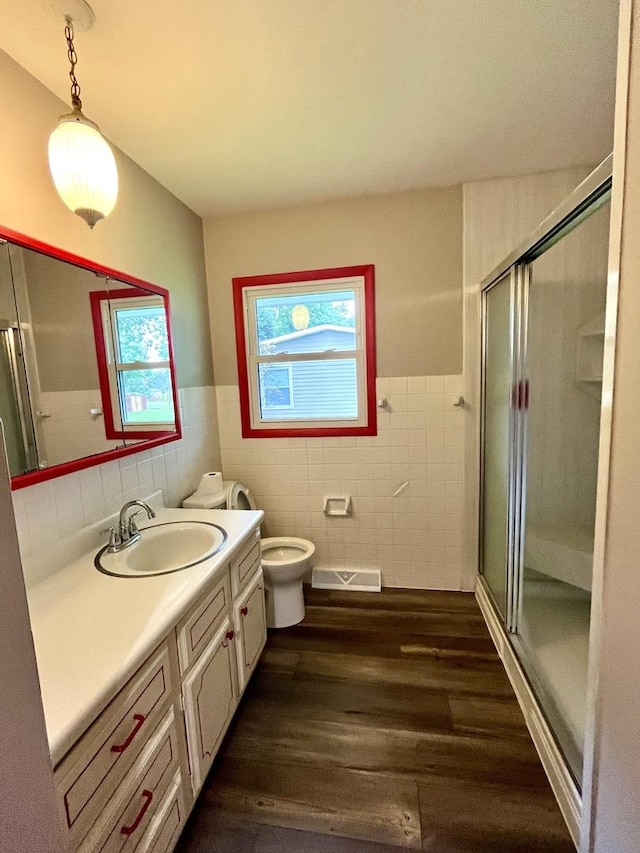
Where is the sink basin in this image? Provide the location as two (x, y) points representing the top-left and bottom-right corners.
(95, 521), (227, 578)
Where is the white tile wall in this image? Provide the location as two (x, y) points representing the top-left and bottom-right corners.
(37, 390), (119, 467)
(13, 386), (221, 587)
(216, 375), (466, 590)
(15, 379), (466, 592)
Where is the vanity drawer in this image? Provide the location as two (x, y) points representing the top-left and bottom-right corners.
(78, 706), (182, 853)
(135, 771), (188, 853)
(230, 527), (261, 595)
(176, 572), (231, 673)
(56, 641), (175, 847)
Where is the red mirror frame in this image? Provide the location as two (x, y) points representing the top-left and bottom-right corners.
(0, 225), (181, 491)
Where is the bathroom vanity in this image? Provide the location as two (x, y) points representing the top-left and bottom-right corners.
(26, 507), (266, 853)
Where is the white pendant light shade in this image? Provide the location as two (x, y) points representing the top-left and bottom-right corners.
(48, 112), (118, 229)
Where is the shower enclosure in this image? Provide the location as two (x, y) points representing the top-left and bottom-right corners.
(479, 160), (612, 789)
(0, 241), (39, 475)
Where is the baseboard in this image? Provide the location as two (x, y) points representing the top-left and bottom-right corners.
(475, 577), (581, 849)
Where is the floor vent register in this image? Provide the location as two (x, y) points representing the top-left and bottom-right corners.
(311, 568), (381, 592)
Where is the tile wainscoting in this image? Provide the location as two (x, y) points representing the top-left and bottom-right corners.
(14, 378), (468, 592)
(217, 375), (468, 591)
(37, 390), (120, 466)
(12, 386), (222, 587)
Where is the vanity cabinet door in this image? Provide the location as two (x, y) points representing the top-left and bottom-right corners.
(181, 617), (238, 794)
(233, 568), (267, 694)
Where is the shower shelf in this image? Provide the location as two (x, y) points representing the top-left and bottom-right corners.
(576, 312), (605, 398)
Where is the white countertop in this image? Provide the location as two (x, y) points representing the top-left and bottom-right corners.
(26, 507), (264, 766)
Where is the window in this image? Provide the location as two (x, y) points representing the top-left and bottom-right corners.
(259, 364), (294, 410)
(91, 288), (177, 438)
(233, 265), (376, 437)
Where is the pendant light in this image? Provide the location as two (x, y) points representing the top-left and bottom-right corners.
(48, 17), (118, 229)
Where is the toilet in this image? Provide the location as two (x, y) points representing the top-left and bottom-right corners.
(224, 481), (315, 628)
(260, 537), (316, 628)
(184, 479), (315, 628)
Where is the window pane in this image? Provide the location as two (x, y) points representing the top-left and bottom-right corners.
(118, 368), (175, 424)
(259, 365), (292, 409)
(114, 305), (169, 363)
(255, 289), (356, 355)
(257, 359), (358, 421)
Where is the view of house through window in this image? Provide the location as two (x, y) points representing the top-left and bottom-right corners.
(256, 287), (357, 420)
(233, 265), (376, 437)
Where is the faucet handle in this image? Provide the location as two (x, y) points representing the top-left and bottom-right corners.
(127, 508), (153, 537)
(105, 527), (121, 551)
(128, 510), (143, 537)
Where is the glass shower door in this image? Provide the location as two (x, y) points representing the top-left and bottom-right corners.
(516, 195), (611, 782)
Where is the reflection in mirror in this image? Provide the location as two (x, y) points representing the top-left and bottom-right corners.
(1, 242), (124, 474)
(0, 242), (38, 474)
(0, 228), (181, 485)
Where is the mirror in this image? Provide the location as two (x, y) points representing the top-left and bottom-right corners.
(0, 227), (180, 487)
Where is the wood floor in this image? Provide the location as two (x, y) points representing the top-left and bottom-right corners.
(175, 587), (576, 852)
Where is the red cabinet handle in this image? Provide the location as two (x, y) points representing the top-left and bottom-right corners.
(120, 789), (153, 836)
(111, 713), (145, 753)
(222, 629), (235, 648)
(240, 606), (248, 616)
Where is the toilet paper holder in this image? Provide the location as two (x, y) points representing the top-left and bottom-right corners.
(323, 496), (352, 517)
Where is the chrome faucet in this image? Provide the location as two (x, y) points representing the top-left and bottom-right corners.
(106, 500), (156, 552)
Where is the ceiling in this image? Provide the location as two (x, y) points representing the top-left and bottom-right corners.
(0, 0), (618, 218)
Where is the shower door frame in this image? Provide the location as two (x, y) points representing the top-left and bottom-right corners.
(478, 267), (520, 629)
(0, 321), (39, 474)
(479, 260), (536, 634)
(476, 155), (614, 844)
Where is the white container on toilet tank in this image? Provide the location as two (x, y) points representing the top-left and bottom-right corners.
(182, 472), (226, 509)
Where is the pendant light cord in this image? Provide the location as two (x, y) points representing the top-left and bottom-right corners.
(64, 19), (83, 111)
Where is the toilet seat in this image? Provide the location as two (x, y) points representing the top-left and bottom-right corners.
(261, 537), (315, 567)
(224, 480), (256, 511)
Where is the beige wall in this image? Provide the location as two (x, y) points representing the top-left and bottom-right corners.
(204, 186), (464, 592)
(0, 49), (213, 390)
(203, 186), (462, 384)
(21, 248), (101, 392)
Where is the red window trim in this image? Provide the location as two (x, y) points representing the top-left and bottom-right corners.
(89, 288), (180, 441)
(232, 264), (377, 439)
